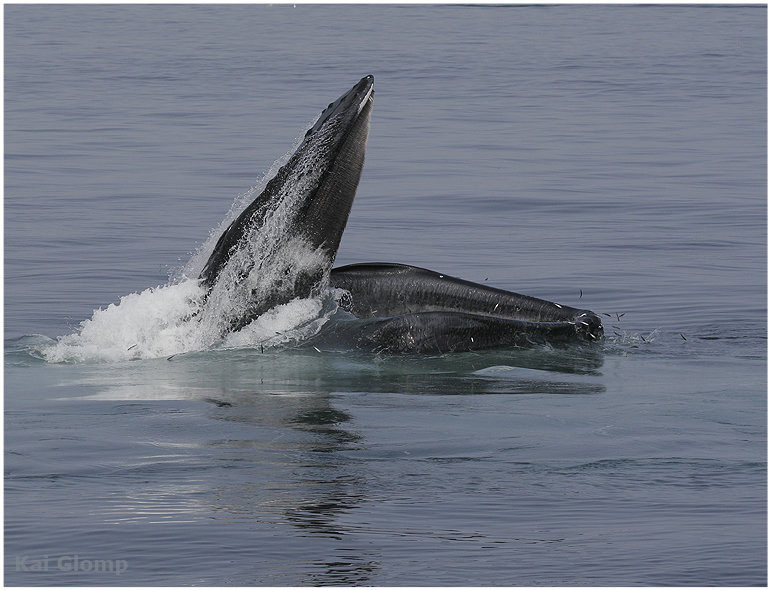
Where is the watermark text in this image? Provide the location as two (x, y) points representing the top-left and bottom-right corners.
(15, 555), (128, 576)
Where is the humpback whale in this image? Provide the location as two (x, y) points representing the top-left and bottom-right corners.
(199, 75), (374, 332)
(329, 263), (603, 353)
(199, 76), (602, 351)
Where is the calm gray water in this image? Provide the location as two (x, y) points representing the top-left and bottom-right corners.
(5, 5), (767, 586)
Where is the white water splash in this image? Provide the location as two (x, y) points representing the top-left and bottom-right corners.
(40, 278), (337, 363)
(222, 296), (334, 350)
(42, 280), (206, 363)
(38, 115), (344, 364)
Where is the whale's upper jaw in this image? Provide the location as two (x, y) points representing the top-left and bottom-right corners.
(307, 75), (374, 137)
(298, 76), (373, 259)
(198, 76), (375, 297)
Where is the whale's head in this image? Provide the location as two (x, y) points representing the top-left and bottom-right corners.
(198, 76), (374, 331)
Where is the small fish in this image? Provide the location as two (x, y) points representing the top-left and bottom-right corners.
(493, 303), (499, 311)
(167, 354), (176, 361)
(640, 335), (646, 342)
(313, 346), (321, 353)
(579, 288), (583, 299)
(127, 344), (137, 351)
(555, 303), (562, 309)
(204, 398), (233, 408)
(603, 313), (612, 318)
(680, 333), (687, 341)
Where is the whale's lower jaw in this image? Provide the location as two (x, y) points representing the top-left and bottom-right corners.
(354, 312), (599, 354)
(330, 263), (603, 353)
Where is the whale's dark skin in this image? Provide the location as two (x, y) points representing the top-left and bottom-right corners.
(196, 77), (602, 351)
(329, 263), (603, 353)
(199, 76), (374, 331)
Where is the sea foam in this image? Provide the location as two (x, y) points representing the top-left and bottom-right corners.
(40, 116), (340, 363)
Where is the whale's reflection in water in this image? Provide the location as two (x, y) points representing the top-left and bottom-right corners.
(194, 391), (375, 584)
(51, 346), (603, 584)
(63, 344), (605, 402)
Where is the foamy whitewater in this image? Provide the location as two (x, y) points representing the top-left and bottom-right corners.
(40, 117), (343, 363)
(40, 280), (338, 363)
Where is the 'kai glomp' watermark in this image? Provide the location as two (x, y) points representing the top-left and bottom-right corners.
(15, 555), (128, 576)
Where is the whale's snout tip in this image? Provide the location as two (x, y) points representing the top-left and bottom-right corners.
(357, 75), (374, 95)
(306, 76), (374, 137)
(575, 311), (604, 342)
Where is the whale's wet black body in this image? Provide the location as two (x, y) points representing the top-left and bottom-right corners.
(328, 263), (603, 353)
(198, 76), (603, 351)
(199, 75), (374, 332)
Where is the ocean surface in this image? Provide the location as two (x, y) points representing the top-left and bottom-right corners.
(4, 5), (767, 586)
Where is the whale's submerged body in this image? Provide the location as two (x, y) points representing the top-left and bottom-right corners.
(199, 75), (603, 351)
